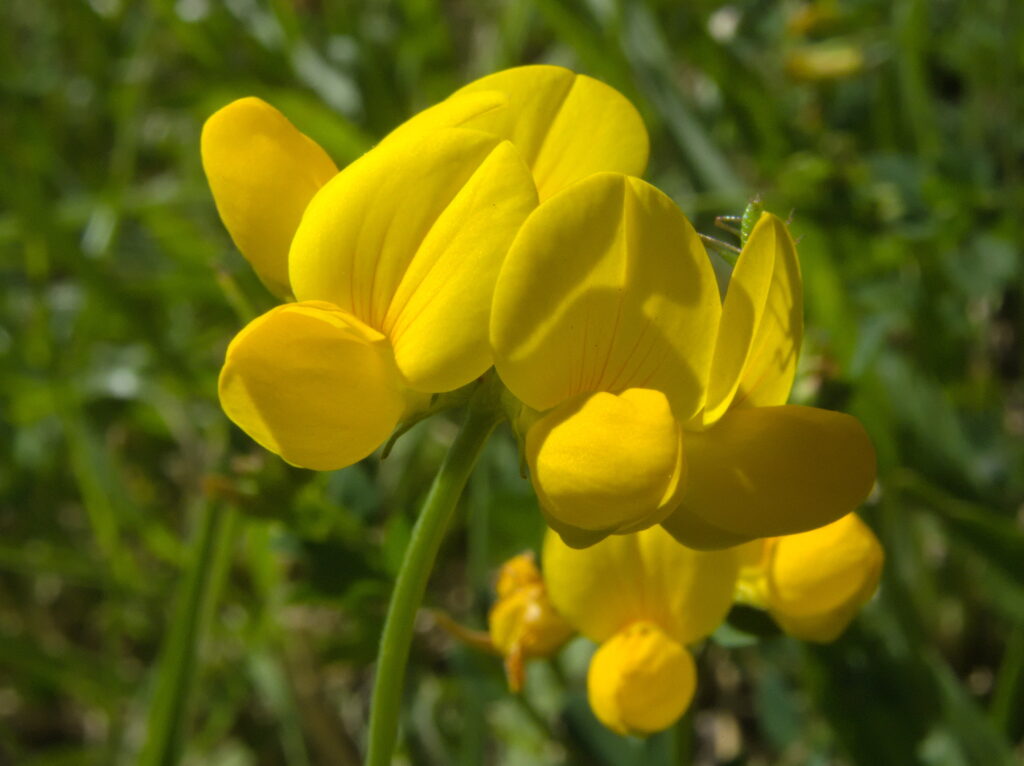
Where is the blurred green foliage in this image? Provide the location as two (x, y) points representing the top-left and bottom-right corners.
(1, 0), (1022, 764)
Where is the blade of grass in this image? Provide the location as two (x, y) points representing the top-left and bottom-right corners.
(137, 500), (238, 766)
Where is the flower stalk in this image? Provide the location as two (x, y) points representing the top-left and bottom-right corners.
(365, 376), (503, 766)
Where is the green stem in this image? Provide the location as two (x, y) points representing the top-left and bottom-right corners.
(365, 392), (501, 766)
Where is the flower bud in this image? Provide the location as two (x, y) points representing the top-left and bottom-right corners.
(487, 553), (573, 691)
(526, 388), (686, 542)
(587, 621), (695, 736)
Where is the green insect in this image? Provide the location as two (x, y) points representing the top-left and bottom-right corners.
(699, 195), (765, 265)
(739, 195), (764, 246)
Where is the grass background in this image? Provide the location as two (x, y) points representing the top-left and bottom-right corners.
(1, 0), (1023, 764)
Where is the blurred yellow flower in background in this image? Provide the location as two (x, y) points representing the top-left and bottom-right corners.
(487, 552), (574, 692)
(543, 526), (738, 735)
(430, 552), (573, 692)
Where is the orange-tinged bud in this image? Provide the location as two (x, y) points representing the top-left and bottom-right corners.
(487, 553), (573, 691)
(494, 551), (543, 598)
(587, 621), (695, 736)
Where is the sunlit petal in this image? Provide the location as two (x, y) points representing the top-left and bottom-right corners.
(378, 89), (509, 147)
(201, 97), (337, 297)
(290, 128), (537, 392)
(492, 172), (721, 420)
(452, 65), (649, 200)
(218, 301), (407, 471)
(704, 212), (802, 424)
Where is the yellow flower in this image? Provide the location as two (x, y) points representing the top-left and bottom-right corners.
(543, 526), (738, 736)
(218, 129), (537, 469)
(491, 172), (722, 544)
(660, 211), (877, 549)
(785, 43), (865, 81)
(486, 553), (574, 692)
(429, 552), (573, 692)
(202, 65), (647, 298)
(736, 513), (884, 642)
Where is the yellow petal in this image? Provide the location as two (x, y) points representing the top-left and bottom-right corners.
(542, 526), (739, 645)
(736, 538), (770, 570)
(452, 65), (649, 200)
(704, 212), (802, 424)
(765, 513), (883, 641)
(492, 172), (721, 420)
(526, 389), (685, 538)
(771, 602), (863, 643)
(201, 97), (337, 298)
(494, 551), (543, 598)
(218, 301), (408, 470)
(587, 622), (695, 736)
(289, 129), (537, 393)
(663, 405), (876, 548)
(734, 539), (772, 606)
(378, 89), (509, 147)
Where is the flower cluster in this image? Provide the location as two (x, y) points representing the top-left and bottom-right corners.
(203, 65), (884, 739)
(204, 65), (875, 550)
(480, 513), (882, 735)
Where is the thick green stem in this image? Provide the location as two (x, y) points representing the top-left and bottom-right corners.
(365, 394), (500, 766)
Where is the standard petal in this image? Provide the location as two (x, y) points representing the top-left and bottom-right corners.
(526, 389), (685, 538)
(587, 623), (695, 736)
(218, 301), (407, 471)
(378, 89), (509, 147)
(451, 65), (649, 200)
(542, 526), (739, 645)
(703, 212), (803, 424)
(289, 129), (537, 393)
(201, 97), (337, 297)
(492, 172), (721, 420)
(664, 405), (876, 548)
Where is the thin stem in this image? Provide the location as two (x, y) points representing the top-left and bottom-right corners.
(365, 389), (501, 766)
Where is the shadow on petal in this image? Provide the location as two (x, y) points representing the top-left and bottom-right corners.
(666, 405), (876, 548)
